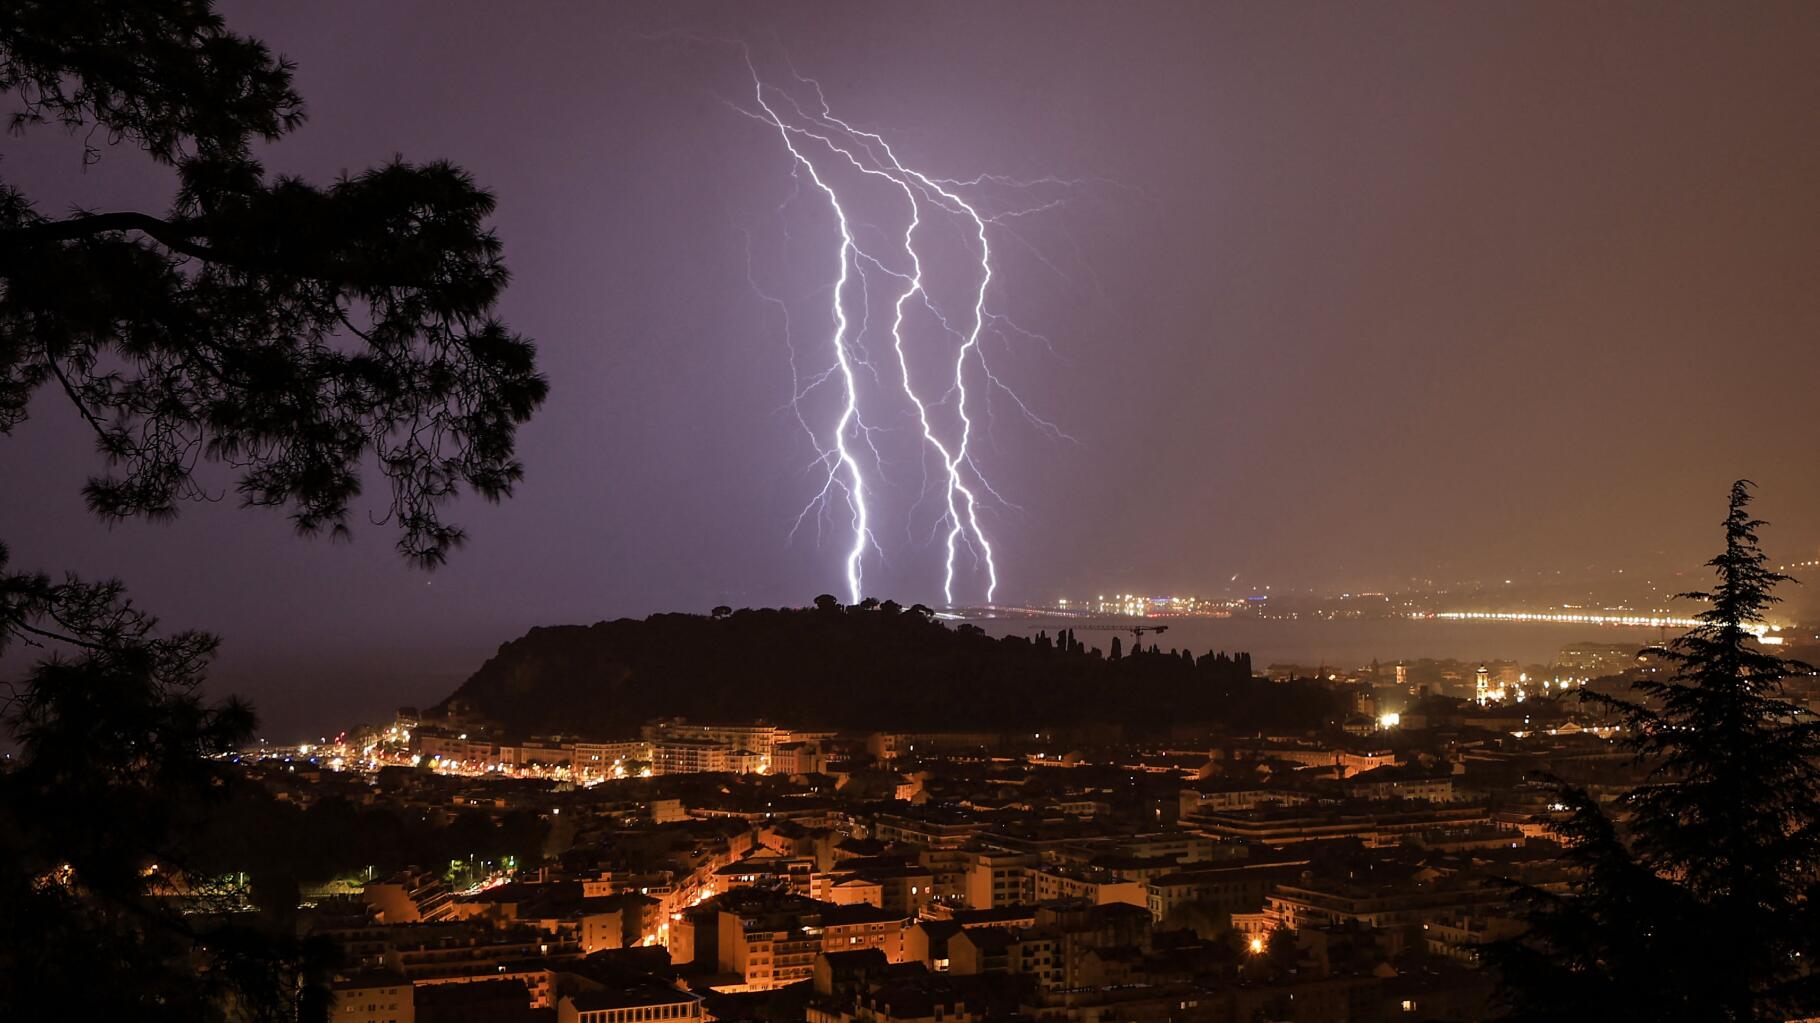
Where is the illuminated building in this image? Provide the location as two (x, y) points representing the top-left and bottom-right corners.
(329, 971), (414, 1023)
(812, 859), (936, 916)
(644, 720), (783, 775)
(1145, 856), (1311, 925)
(1178, 782), (1312, 817)
(417, 732), (498, 766)
(717, 854), (816, 897)
(506, 740), (574, 768)
(387, 929), (579, 988)
(693, 891), (912, 991)
(962, 849), (1036, 908)
(1216, 739), (1396, 778)
(771, 740), (826, 775)
(871, 813), (987, 849)
(1030, 863), (1146, 909)
(574, 740), (651, 777)
(558, 987), (702, 1023)
(645, 719), (779, 754)
(819, 903), (910, 962)
(651, 737), (733, 776)
(1339, 765), (1455, 803)
(578, 892), (660, 953)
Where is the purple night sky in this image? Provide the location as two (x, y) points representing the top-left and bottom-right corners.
(4, 2), (1818, 734)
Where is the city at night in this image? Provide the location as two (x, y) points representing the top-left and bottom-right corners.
(3, 3), (1819, 1021)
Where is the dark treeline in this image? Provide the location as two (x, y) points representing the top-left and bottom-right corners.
(186, 779), (549, 909)
(440, 599), (1338, 737)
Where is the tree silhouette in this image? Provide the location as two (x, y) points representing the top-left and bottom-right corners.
(1, 1), (546, 564)
(1490, 482), (1820, 1021)
(0, 3), (545, 1020)
(0, 545), (342, 1022)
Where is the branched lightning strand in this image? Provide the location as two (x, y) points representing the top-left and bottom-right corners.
(739, 53), (1072, 606)
(747, 67), (875, 604)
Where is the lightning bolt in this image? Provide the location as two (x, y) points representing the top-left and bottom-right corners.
(736, 52), (1071, 607)
(745, 69), (877, 604)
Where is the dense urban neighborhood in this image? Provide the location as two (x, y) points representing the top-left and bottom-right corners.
(201, 630), (1806, 1023)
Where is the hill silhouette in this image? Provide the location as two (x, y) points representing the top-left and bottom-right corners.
(435, 602), (1341, 738)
